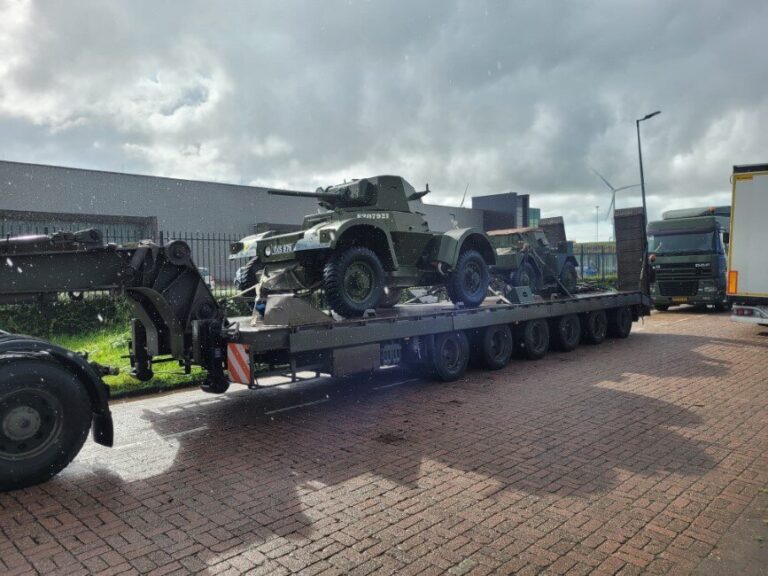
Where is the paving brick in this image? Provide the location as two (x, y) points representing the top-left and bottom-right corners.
(1, 311), (767, 575)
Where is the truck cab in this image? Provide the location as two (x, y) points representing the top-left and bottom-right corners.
(647, 206), (731, 311)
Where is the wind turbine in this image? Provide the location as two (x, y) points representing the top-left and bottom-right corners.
(591, 169), (640, 221)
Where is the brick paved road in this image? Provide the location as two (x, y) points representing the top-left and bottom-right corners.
(1, 310), (767, 575)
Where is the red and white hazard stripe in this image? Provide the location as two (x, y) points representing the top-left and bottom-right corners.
(227, 343), (251, 385)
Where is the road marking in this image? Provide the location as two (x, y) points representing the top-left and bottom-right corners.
(373, 378), (420, 390)
(265, 398), (329, 415)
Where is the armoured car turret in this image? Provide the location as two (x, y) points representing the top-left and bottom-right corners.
(231, 175), (495, 317)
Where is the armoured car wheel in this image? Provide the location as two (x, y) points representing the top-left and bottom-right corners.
(654, 304), (669, 312)
(511, 262), (537, 292)
(607, 306), (633, 338)
(446, 249), (490, 308)
(519, 319), (549, 360)
(582, 309), (608, 344)
(324, 247), (385, 317)
(378, 288), (403, 308)
(235, 257), (262, 295)
(559, 262), (578, 294)
(429, 332), (470, 382)
(478, 325), (514, 369)
(0, 358), (92, 492)
(551, 314), (581, 352)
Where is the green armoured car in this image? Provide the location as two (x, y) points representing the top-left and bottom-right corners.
(230, 175), (495, 317)
(489, 227), (578, 297)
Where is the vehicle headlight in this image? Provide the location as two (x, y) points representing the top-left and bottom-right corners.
(264, 245), (272, 257)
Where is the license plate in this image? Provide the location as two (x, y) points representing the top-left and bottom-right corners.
(672, 297), (688, 303)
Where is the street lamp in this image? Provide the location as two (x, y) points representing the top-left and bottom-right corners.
(636, 110), (661, 226)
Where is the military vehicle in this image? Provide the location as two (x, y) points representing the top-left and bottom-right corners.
(229, 175), (496, 317)
(488, 227), (579, 297)
(647, 206), (730, 311)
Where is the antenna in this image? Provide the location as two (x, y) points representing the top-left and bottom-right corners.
(459, 183), (470, 208)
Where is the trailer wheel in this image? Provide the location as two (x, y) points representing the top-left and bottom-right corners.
(430, 332), (470, 382)
(0, 358), (92, 491)
(519, 319), (549, 360)
(607, 306), (633, 338)
(551, 314), (581, 352)
(582, 310), (608, 344)
(478, 325), (514, 370)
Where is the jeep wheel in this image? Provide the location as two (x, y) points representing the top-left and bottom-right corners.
(511, 262), (537, 292)
(1, 358), (92, 491)
(446, 249), (490, 308)
(324, 247), (385, 317)
(559, 262), (578, 294)
(654, 304), (670, 312)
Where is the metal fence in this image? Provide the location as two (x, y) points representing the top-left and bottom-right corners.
(2, 222), (246, 296)
(575, 244), (617, 281)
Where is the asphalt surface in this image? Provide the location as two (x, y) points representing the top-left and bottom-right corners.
(1, 308), (767, 575)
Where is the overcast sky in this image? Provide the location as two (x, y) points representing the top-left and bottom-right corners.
(1, 0), (767, 241)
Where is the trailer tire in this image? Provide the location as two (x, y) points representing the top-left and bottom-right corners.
(478, 325), (514, 370)
(607, 306), (633, 339)
(324, 247), (385, 317)
(446, 249), (490, 308)
(0, 358), (92, 492)
(582, 310), (608, 344)
(551, 314), (581, 352)
(429, 332), (470, 382)
(519, 319), (549, 360)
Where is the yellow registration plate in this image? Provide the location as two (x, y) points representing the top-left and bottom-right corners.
(672, 297), (688, 303)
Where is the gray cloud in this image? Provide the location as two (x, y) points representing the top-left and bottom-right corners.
(1, 0), (766, 240)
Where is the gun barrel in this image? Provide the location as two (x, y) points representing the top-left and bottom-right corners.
(268, 189), (317, 198)
(268, 189), (340, 201)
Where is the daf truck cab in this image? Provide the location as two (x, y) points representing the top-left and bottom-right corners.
(647, 206), (731, 311)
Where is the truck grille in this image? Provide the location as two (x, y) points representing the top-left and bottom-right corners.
(655, 264), (710, 280)
(658, 281), (698, 296)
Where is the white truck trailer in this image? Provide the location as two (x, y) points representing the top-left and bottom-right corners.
(728, 164), (768, 326)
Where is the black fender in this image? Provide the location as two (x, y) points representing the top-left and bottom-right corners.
(0, 331), (113, 447)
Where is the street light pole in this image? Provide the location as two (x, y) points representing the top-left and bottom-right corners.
(636, 110), (661, 227)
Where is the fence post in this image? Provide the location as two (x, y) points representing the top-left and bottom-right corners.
(601, 245), (605, 281)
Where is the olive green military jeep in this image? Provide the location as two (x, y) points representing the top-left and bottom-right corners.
(489, 227), (578, 298)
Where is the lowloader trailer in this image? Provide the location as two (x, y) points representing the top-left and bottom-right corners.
(0, 226), (650, 491)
